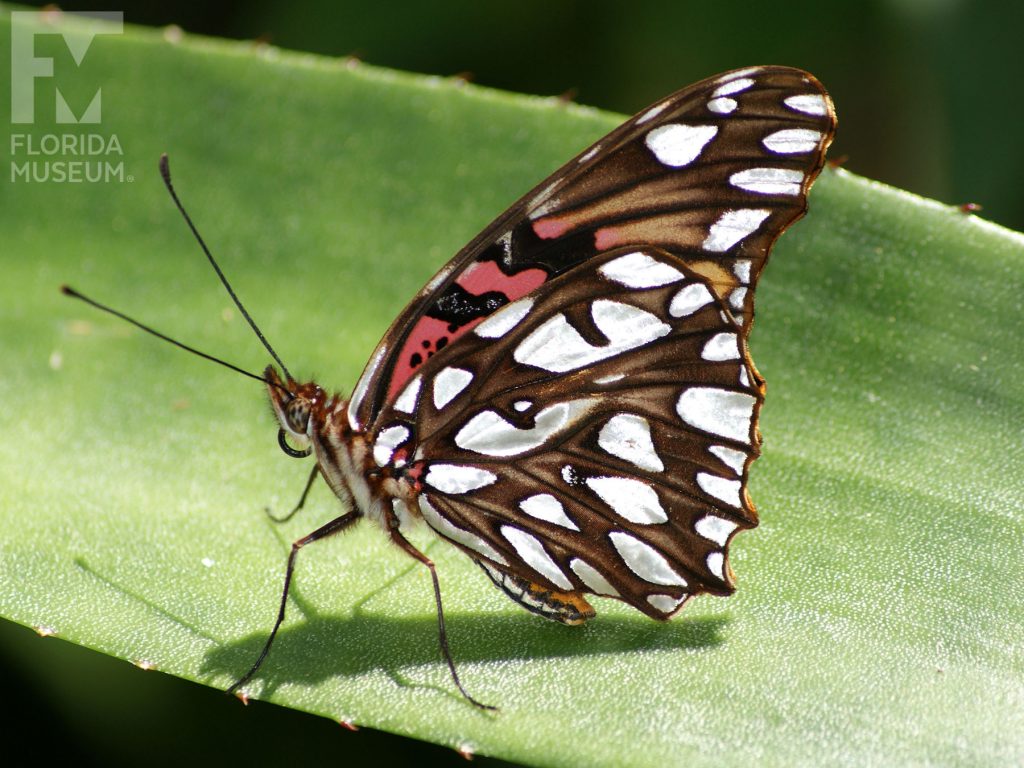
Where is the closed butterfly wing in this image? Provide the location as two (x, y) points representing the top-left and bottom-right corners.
(348, 65), (835, 434)
(370, 248), (763, 620)
(192, 67), (837, 707)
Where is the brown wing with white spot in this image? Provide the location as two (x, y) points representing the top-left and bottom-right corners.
(349, 66), (835, 431)
(375, 248), (764, 619)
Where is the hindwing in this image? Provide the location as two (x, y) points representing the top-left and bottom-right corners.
(371, 248), (763, 618)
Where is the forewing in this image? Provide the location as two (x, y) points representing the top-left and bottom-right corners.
(348, 65), (835, 432)
(372, 248), (764, 618)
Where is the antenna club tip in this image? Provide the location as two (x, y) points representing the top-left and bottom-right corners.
(159, 153), (171, 182)
(60, 284), (79, 297)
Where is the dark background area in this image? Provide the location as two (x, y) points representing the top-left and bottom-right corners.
(5, 2), (1021, 766)
(15, 0), (1024, 231)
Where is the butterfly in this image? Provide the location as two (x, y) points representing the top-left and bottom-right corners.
(66, 65), (836, 710)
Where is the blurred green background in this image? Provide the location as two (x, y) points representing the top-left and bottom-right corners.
(5, 2), (1021, 766)
(14, 0), (1024, 232)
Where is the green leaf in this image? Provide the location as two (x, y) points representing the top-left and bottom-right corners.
(2, 11), (1022, 767)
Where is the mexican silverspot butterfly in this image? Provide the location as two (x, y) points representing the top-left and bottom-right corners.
(64, 66), (836, 710)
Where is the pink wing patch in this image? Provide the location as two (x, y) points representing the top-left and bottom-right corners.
(532, 216), (572, 240)
(593, 227), (624, 250)
(455, 261), (546, 295)
(385, 260), (548, 403)
(388, 316), (473, 402)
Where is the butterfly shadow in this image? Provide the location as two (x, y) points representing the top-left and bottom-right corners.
(70, 547), (729, 706)
(201, 600), (730, 703)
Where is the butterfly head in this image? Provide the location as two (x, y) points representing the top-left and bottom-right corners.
(265, 365), (324, 459)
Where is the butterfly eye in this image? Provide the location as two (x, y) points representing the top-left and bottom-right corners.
(285, 397), (311, 434)
(276, 397), (312, 458)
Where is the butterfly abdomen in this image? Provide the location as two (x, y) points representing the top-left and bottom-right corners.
(478, 560), (596, 625)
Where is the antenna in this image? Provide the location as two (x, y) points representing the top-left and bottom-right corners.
(159, 153), (294, 382)
(61, 285), (291, 396)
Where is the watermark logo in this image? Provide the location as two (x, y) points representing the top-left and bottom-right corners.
(9, 11), (130, 183)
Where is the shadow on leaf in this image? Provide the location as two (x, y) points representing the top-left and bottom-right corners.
(201, 608), (729, 699)
(72, 552), (729, 704)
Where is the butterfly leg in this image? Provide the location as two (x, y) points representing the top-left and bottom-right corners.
(387, 525), (497, 711)
(227, 509), (360, 697)
(265, 465), (319, 523)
